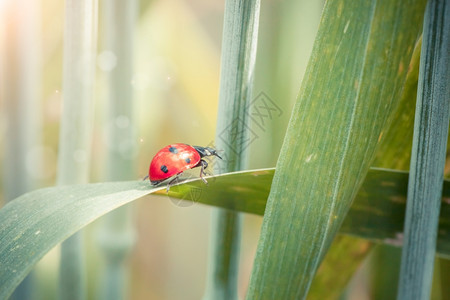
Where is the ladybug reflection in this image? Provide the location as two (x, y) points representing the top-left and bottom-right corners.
(149, 143), (222, 189)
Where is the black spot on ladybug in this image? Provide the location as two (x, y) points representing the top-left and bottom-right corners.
(185, 158), (191, 164)
(169, 146), (178, 154)
(160, 165), (168, 173)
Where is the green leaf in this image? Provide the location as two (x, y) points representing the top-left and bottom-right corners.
(366, 36), (422, 300)
(3, 168), (450, 299)
(246, 0), (426, 298)
(373, 37), (422, 170)
(309, 31), (424, 300)
(307, 236), (371, 300)
(397, 0), (450, 299)
(0, 181), (155, 300)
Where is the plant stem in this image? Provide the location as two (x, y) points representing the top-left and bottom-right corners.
(57, 0), (98, 299)
(203, 0), (261, 299)
(397, 0), (450, 299)
(2, 1), (41, 299)
(96, 0), (137, 299)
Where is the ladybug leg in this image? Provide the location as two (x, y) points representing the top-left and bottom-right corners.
(142, 175), (149, 181)
(199, 159), (208, 184)
(166, 174), (180, 192)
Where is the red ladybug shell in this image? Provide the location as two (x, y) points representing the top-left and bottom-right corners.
(149, 144), (201, 184)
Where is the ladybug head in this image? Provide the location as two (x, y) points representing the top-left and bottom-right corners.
(193, 146), (222, 159)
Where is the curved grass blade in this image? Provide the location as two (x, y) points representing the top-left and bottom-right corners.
(246, 0), (426, 298)
(0, 181), (157, 300)
(308, 32), (424, 300)
(162, 168), (450, 258)
(3, 168), (450, 299)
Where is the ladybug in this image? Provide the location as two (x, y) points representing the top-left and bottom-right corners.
(148, 143), (222, 189)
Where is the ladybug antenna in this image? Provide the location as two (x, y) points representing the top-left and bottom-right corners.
(208, 148), (222, 160)
(212, 148), (224, 160)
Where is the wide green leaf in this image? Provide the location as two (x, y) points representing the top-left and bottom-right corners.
(246, 0), (426, 298)
(309, 32), (424, 300)
(2, 168), (450, 299)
